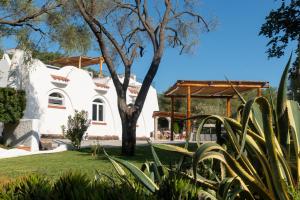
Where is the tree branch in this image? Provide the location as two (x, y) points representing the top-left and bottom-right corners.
(171, 11), (210, 32)
(0, 1), (62, 27)
(76, 0), (122, 91)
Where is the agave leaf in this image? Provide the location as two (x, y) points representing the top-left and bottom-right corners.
(111, 156), (159, 193)
(268, 88), (279, 135)
(152, 143), (193, 157)
(196, 116), (259, 178)
(255, 97), (290, 200)
(198, 190), (218, 200)
(141, 162), (150, 173)
(193, 143), (224, 181)
(147, 140), (164, 177)
(176, 128), (193, 171)
(237, 99), (255, 160)
(103, 149), (126, 177)
(217, 177), (254, 200)
(225, 76), (246, 104)
(277, 54), (292, 148)
(225, 118), (265, 146)
(287, 100), (300, 183)
(193, 143), (274, 199)
(236, 104), (244, 122)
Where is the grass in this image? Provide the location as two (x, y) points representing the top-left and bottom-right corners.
(0, 143), (194, 184)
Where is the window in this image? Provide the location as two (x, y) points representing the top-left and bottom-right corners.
(92, 98), (104, 121)
(48, 92), (64, 106)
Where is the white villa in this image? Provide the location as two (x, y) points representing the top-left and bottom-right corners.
(0, 50), (159, 141)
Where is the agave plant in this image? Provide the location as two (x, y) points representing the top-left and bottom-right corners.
(103, 143), (216, 199)
(104, 56), (300, 199)
(153, 56), (300, 199)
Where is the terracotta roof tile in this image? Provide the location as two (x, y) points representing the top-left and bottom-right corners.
(51, 75), (69, 82)
(95, 83), (109, 89)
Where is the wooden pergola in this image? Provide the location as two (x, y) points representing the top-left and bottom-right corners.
(164, 80), (269, 140)
(50, 56), (105, 77)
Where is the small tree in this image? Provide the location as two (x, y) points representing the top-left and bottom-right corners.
(62, 110), (90, 150)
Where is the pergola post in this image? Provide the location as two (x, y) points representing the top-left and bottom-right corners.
(99, 57), (104, 77)
(186, 86), (191, 138)
(78, 56), (82, 68)
(153, 116), (158, 140)
(257, 88), (262, 96)
(226, 97), (231, 117)
(170, 97), (175, 141)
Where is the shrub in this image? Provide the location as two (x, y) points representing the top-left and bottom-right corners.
(62, 110), (90, 150)
(0, 172), (152, 200)
(0, 88), (26, 124)
(51, 171), (94, 200)
(0, 174), (51, 200)
(0, 88), (26, 145)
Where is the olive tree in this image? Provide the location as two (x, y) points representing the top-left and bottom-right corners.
(75, 0), (211, 155)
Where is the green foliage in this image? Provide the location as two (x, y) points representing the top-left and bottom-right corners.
(173, 122), (180, 133)
(104, 141), (216, 199)
(289, 54), (300, 104)
(52, 171), (94, 200)
(156, 173), (209, 200)
(93, 171), (151, 200)
(0, 174), (51, 200)
(61, 110), (90, 150)
(32, 50), (64, 64)
(0, 1), (96, 55)
(0, 88), (26, 123)
(260, 0), (300, 59)
(0, 171), (153, 200)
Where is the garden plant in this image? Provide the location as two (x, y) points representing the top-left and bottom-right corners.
(104, 56), (300, 199)
(62, 110), (90, 150)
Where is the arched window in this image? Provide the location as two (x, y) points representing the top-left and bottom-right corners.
(92, 98), (104, 121)
(48, 92), (64, 106)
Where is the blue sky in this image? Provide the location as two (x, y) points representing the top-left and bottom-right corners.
(3, 1), (296, 93)
(133, 0), (296, 93)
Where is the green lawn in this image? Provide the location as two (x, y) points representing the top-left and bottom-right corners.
(0, 144), (191, 183)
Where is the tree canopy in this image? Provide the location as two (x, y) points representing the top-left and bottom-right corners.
(260, 0), (300, 103)
(0, 0), (94, 55)
(259, 0), (300, 59)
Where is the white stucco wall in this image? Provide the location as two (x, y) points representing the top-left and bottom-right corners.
(2, 51), (159, 139)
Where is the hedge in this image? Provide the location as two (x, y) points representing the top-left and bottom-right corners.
(0, 87), (26, 123)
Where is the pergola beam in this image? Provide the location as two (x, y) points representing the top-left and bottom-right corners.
(166, 95), (234, 99)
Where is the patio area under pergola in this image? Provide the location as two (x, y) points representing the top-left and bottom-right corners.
(159, 80), (269, 140)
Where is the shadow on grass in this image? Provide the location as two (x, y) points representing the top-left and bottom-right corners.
(85, 143), (198, 166)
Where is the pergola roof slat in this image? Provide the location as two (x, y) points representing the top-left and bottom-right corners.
(164, 80), (269, 97)
(50, 56), (104, 67)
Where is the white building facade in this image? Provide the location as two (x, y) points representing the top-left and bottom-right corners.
(0, 50), (159, 140)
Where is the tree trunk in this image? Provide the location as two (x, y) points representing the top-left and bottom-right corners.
(121, 113), (137, 156)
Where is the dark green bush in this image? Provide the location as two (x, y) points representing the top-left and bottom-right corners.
(0, 88), (26, 123)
